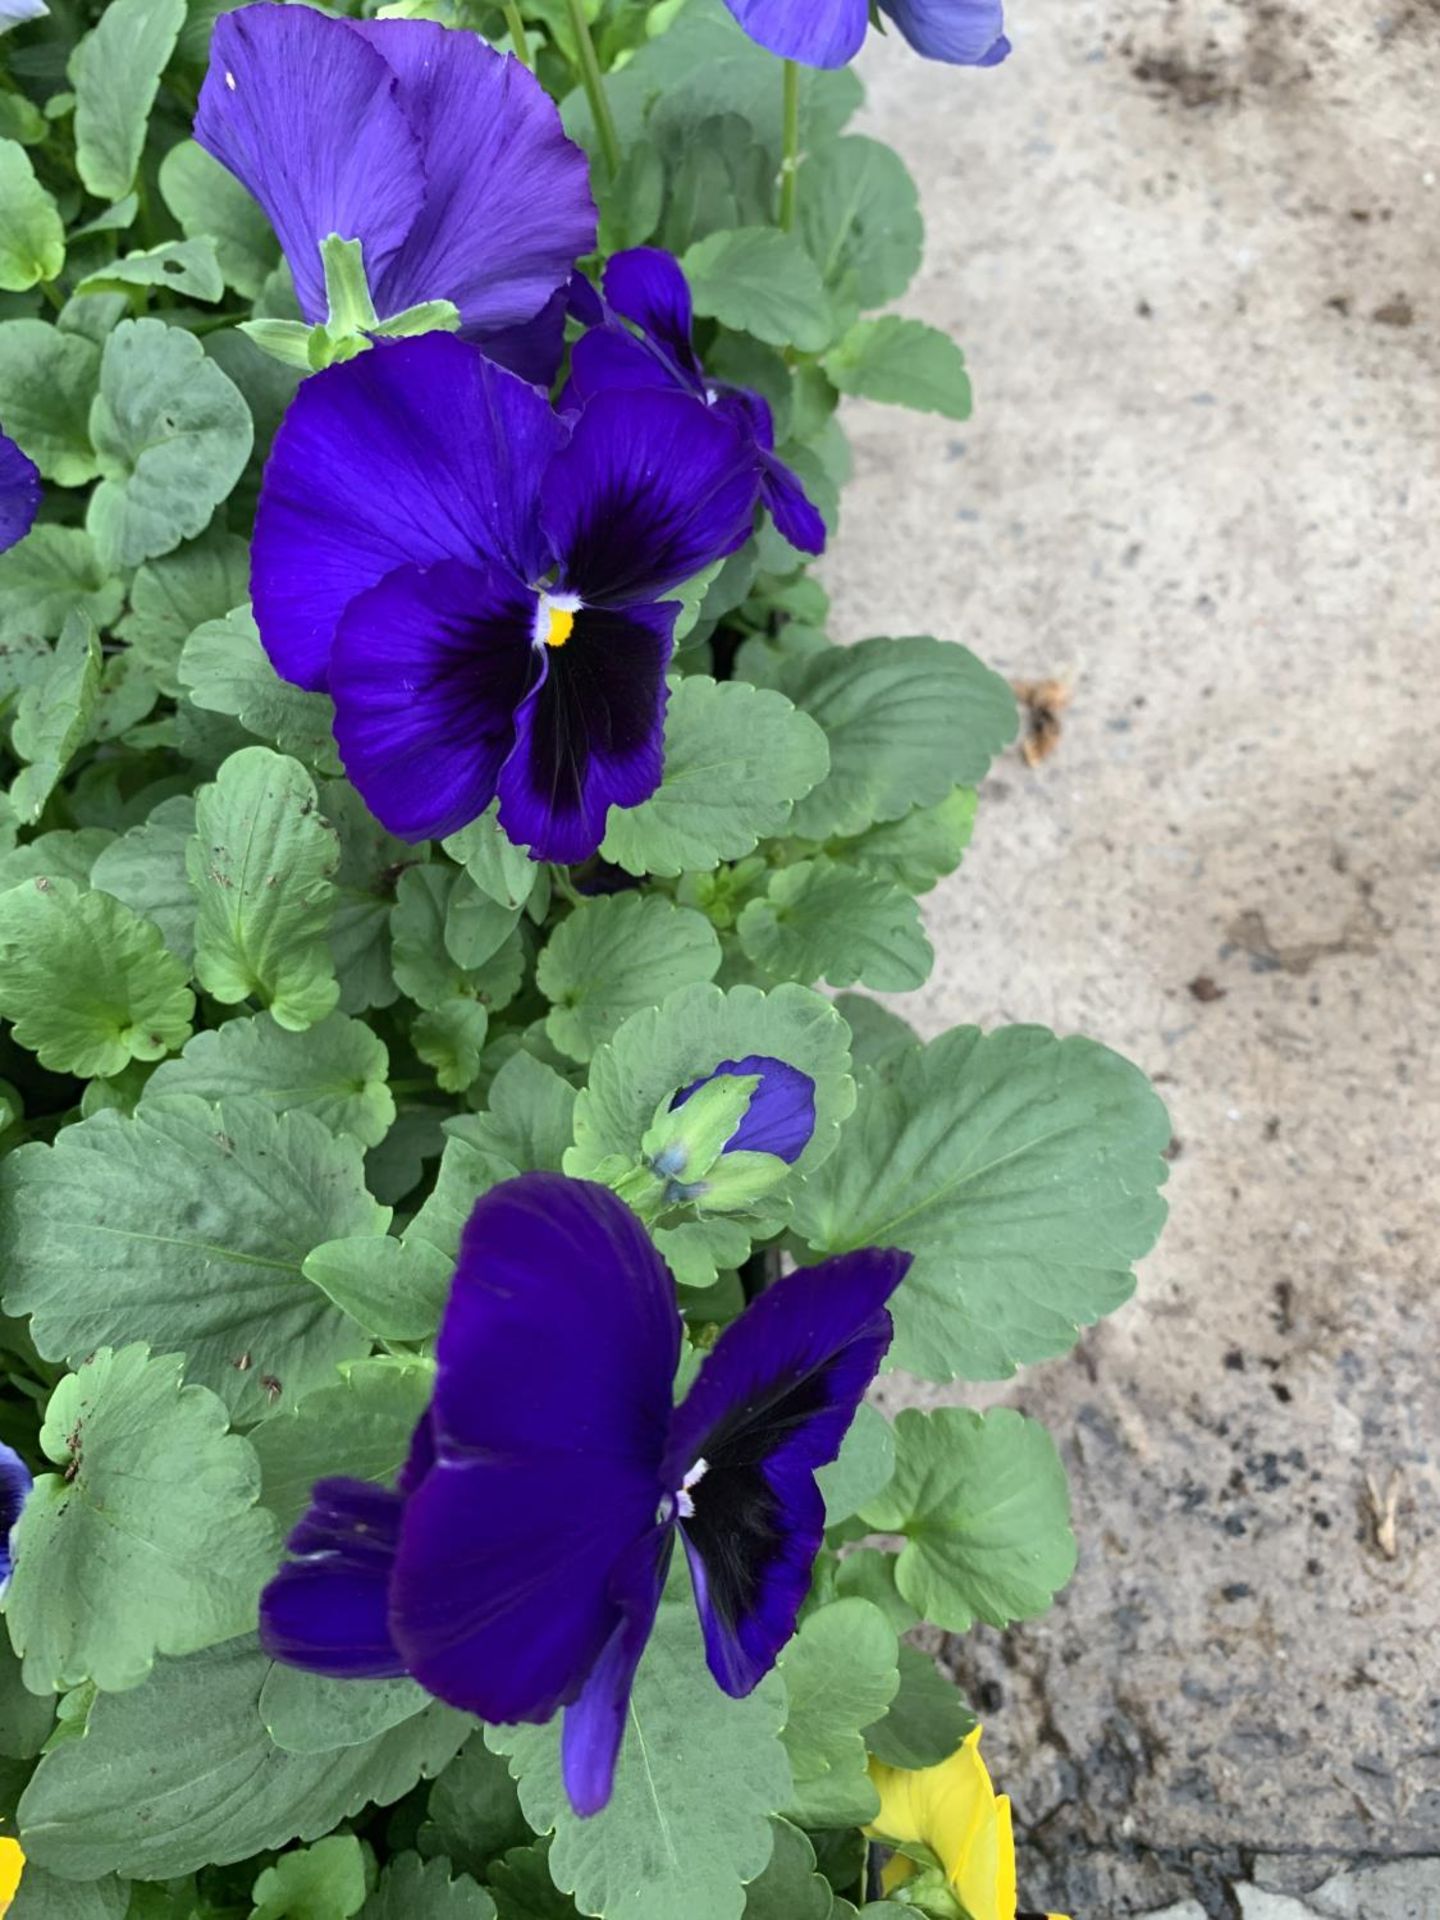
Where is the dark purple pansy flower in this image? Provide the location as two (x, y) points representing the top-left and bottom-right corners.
(0, 1440), (33, 1586)
(672, 1055), (817, 1164)
(723, 0), (1007, 69)
(0, 429), (40, 554)
(195, 6), (595, 384)
(250, 334), (759, 863)
(568, 248), (826, 558)
(261, 1172), (909, 1816)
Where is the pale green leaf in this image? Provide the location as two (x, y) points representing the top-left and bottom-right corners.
(10, 611), (101, 824)
(458, 1050), (576, 1173)
(0, 828), (112, 892)
(0, 876), (193, 1077)
(863, 1646), (975, 1772)
(320, 781), (419, 1015)
(158, 139), (280, 298)
(797, 135), (921, 309)
(832, 995), (919, 1077)
(0, 322), (98, 485)
(7, 1869), (129, 1919)
(75, 239), (224, 304)
(492, 1602), (791, 1920)
(777, 1600), (897, 1828)
(145, 1011), (394, 1147)
(249, 1357), (434, 1535)
(252, 1835), (368, 1920)
(859, 1407), (1077, 1632)
(443, 803), (536, 911)
(260, 1668), (429, 1755)
(792, 1026), (1172, 1380)
(5, 1345), (278, 1693)
(0, 139), (64, 291)
(16, 1637), (468, 1880)
(840, 787), (977, 893)
(179, 604), (342, 775)
(537, 893), (721, 1063)
(188, 746), (341, 1031)
(743, 1819), (835, 1919)
(0, 1096), (383, 1422)
(816, 1401), (894, 1527)
(682, 226), (833, 351)
(117, 532), (251, 695)
(87, 318), (252, 571)
(600, 676), (829, 878)
(422, 1733), (531, 1881)
(0, 527), (121, 646)
(821, 318), (972, 420)
(391, 865), (511, 1015)
(413, 998), (490, 1094)
(362, 1854), (497, 1920)
(737, 860), (932, 992)
(90, 793), (197, 963)
(68, 0), (185, 201)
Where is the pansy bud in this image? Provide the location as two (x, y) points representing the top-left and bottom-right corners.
(671, 1055), (817, 1165)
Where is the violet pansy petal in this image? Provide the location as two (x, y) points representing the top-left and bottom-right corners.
(330, 558), (536, 842)
(0, 430), (40, 554)
(388, 1175), (679, 1722)
(877, 0), (1009, 64)
(602, 249), (702, 380)
(721, 0), (869, 68)
(498, 600), (674, 866)
(476, 284), (571, 387)
(666, 1247), (911, 1695)
(566, 325), (685, 407)
(0, 1440), (33, 1585)
(673, 1055), (818, 1164)
(258, 1477), (409, 1679)
(562, 1526), (674, 1817)
(252, 337), (565, 690)
(354, 22), (596, 337)
(760, 452), (827, 556)
(196, 7), (425, 324)
(543, 388), (758, 605)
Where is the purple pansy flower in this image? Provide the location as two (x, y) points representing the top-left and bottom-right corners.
(673, 1055), (817, 1164)
(568, 249), (826, 558)
(195, 6), (595, 384)
(251, 333), (759, 863)
(723, 0), (1008, 69)
(0, 1440), (33, 1586)
(261, 1172), (909, 1816)
(0, 429), (40, 554)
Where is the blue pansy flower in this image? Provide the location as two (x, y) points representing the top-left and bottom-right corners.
(195, 6), (595, 384)
(0, 429), (40, 555)
(672, 1055), (818, 1164)
(0, 1440), (33, 1588)
(568, 249), (826, 557)
(723, 0), (1008, 69)
(251, 335), (759, 863)
(261, 1171), (909, 1817)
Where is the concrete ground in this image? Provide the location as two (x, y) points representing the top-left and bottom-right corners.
(828, 1), (1440, 1912)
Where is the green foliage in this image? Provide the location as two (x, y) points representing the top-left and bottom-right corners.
(737, 859), (933, 992)
(796, 136), (923, 309)
(248, 1358), (434, 1535)
(537, 893), (722, 1062)
(823, 318), (973, 419)
(146, 1012), (395, 1147)
(0, 139), (65, 291)
(863, 1647), (976, 1772)
(0, 325), (98, 486)
(10, 612), (101, 823)
(179, 607), (342, 772)
(682, 227), (833, 351)
(777, 1600), (897, 1827)
(251, 1835), (369, 1920)
(362, 1854), (497, 1920)
(68, 0), (185, 201)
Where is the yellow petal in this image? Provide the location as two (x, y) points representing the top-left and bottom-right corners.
(0, 1836), (25, 1912)
(868, 1726), (1018, 1920)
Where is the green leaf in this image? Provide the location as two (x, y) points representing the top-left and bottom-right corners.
(117, 532), (251, 694)
(743, 1819), (835, 1920)
(0, 1097), (383, 1422)
(412, 999), (490, 1095)
(179, 604), (342, 774)
(321, 782), (418, 1015)
(145, 1012), (394, 1148)
(458, 1050), (576, 1173)
(443, 804), (536, 911)
(599, 676), (829, 878)
(0, 95), (46, 147)
(792, 1026), (1172, 1380)
(483, 1842), (578, 1920)
(863, 1646), (975, 1772)
(737, 860), (932, 992)
(841, 787), (977, 894)
(568, 980), (853, 1183)
(0, 527), (121, 645)
(423, 1735), (531, 1881)
(7, 1869), (129, 1919)
(76, 239), (224, 304)
(68, 0), (185, 202)
(391, 866), (509, 1013)
(821, 318), (972, 420)
(816, 1401), (894, 1527)
(17, 1638), (468, 1880)
(491, 1602), (790, 1920)
(5, 1345), (278, 1694)
(0, 140), (64, 291)
(260, 1667), (429, 1756)
(773, 636), (1016, 842)
(0, 322), (99, 484)
(830, 1549), (919, 1635)
(189, 746), (341, 1031)
(87, 318), (253, 571)
(537, 894), (721, 1064)
(833, 995), (920, 1076)
(682, 227), (833, 352)
(0, 829), (113, 893)
(0, 877), (194, 1077)
(797, 136), (921, 309)
(777, 1600), (897, 1828)
(659, 113), (771, 254)
(362, 1855), (497, 1920)
(252, 1835), (368, 1920)
(10, 612), (101, 824)
(858, 1408), (1077, 1632)
(90, 794), (196, 964)
(158, 140), (280, 299)
(249, 1357), (434, 1535)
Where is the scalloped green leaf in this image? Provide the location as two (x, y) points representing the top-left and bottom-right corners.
(0, 323), (99, 485)
(0, 139), (64, 291)
(822, 317), (973, 419)
(158, 139), (280, 299)
(179, 605), (342, 775)
(776, 1600), (897, 1828)
(537, 894), (721, 1064)
(736, 859), (932, 992)
(796, 135), (922, 309)
(68, 0), (185, 201)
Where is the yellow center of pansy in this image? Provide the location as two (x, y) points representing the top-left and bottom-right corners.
(545, 606), (575, 649)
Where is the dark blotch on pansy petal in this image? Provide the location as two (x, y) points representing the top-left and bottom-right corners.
(672, 1054), (817, 1164)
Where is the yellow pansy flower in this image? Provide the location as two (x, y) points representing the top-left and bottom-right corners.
(0, 1835), (23, 1915)
(865, 1725), (1069, 1920)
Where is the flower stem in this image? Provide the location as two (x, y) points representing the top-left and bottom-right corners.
(778, 58), (800, 230)
(503, 1), (531, 68)
(564, 0), (621, 180)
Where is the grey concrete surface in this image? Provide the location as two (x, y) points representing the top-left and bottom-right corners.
(828, 0), (1440, 1912)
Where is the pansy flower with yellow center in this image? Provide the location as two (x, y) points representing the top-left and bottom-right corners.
(0, 1835), (24, 1915)
(866, 1725), (1070, 1920)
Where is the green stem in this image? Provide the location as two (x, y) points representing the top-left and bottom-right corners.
(564, 0), (621, 180)
(37, 278), (65, 314)
(503, 1), (531, 67)
(778, 58), (800, 230)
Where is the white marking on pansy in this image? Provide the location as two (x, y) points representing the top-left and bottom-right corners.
(676, 1457), (708, 1520)
(532, 589), (582, 651)
(224, 69), (236, 89)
